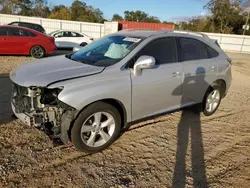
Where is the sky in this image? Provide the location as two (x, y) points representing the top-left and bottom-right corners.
(49, 0), (209, 22)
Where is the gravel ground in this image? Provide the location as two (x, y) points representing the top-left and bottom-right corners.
(0, 51), (250, 188)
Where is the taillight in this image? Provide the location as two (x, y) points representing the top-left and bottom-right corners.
(227, 58), (232, 64)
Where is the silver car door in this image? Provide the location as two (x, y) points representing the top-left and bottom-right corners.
(178, 37), (218, 104)
(131, 37), (183, 121)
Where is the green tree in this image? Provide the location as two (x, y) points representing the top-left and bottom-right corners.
(162, 21), (175, 25)
(205, 0), (242, 33)
(144, 16), (161, 23)
(124, 10), (148, 21)
(71, 0), (86, 21)
(70, 0), (104, 23)
(49, 7), (71, 20)
(112, 13), (123, 21)
(0, 0), (16, 14)
(31, 0), (50, 18)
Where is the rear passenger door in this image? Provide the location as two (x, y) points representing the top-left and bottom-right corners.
(131, 37), (183, 120)
(177, 37), (219, 104)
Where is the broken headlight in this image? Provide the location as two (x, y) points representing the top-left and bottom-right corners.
(40, 88), (63, 105)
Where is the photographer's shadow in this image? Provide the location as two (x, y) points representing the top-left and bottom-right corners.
(172, 67), (208, 188)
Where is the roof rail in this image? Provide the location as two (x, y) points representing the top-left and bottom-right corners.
(158, 29), (209, 38)
(172, 30), (209, 38)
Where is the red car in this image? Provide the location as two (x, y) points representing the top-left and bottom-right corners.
(0, 25), (56, 58)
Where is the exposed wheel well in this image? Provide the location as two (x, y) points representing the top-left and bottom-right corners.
(212, 79), (226, 97)
(68, 99), (127, 141)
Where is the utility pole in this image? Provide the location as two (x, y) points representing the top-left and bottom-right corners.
(243, 11), (250, 35)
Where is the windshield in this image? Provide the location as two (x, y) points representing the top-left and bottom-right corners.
(68, 35), (142, 67)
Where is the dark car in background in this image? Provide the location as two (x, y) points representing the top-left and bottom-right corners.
(8, 21), (46, 34)
(0, 25), (56, 58)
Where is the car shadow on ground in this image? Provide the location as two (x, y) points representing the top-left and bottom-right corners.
(0, 73), (15, 126)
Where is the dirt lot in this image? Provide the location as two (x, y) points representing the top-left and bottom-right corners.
(0, 51), (250, 188)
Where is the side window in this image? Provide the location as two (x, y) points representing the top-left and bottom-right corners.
(54, 32), (63, 37)
(71, 32), (83, 37)
(0, 28), (8, 36)
(207, 45), (219, 58)
(136, 38), (177, 65)
(179, 38), (208, 61)
(9, 28), (29, 37)
(63, 31), (73, 37)
(28, 31), (37, 37)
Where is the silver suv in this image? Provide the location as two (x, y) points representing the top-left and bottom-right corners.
(10, 29), (232, 153)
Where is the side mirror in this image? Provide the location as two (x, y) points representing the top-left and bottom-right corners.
(133, 55), (156, 76)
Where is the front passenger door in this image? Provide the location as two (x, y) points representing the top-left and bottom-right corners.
(131, 37), (183, 121)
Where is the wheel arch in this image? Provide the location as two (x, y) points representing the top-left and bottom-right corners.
(212, 79), (227, 98)
(30, 45), (46, 55)
(67, 98), (127, 141)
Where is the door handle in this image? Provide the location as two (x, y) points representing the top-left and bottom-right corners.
(209, 66), (216, 72)
(172, 72), (181, 77)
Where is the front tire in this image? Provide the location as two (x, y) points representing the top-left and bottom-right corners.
(71, 102), (121, 153)
(202, 84), (222, 116)
(30, 45), (45, 58)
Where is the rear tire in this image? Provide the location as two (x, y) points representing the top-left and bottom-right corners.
(30, 45), (45, 58)
(202, 84), (222, 116)
(71, 102), (121, 153)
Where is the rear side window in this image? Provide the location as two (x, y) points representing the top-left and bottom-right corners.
(9, 28), (30, 37)
(28, 31), (37, 37)
(72, 32), (83, 37)
(207, 45), (219, 58)
(33, 24), (45, 32)
(178, 38), (208, 61)
(0, 28), (8, 36)
(137, 38), (178, 65)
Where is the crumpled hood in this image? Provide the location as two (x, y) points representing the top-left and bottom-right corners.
(10, 55), (105, 87)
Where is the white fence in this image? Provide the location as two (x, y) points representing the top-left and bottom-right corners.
(205, 32), (250, 54)
(0, 14), (105, 39)
(1, 14), (250, 54)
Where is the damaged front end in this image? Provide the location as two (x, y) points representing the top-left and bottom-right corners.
(11, 83), (77, 144)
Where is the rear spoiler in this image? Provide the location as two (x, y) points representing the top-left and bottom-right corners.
(211, 39), (221, 48)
